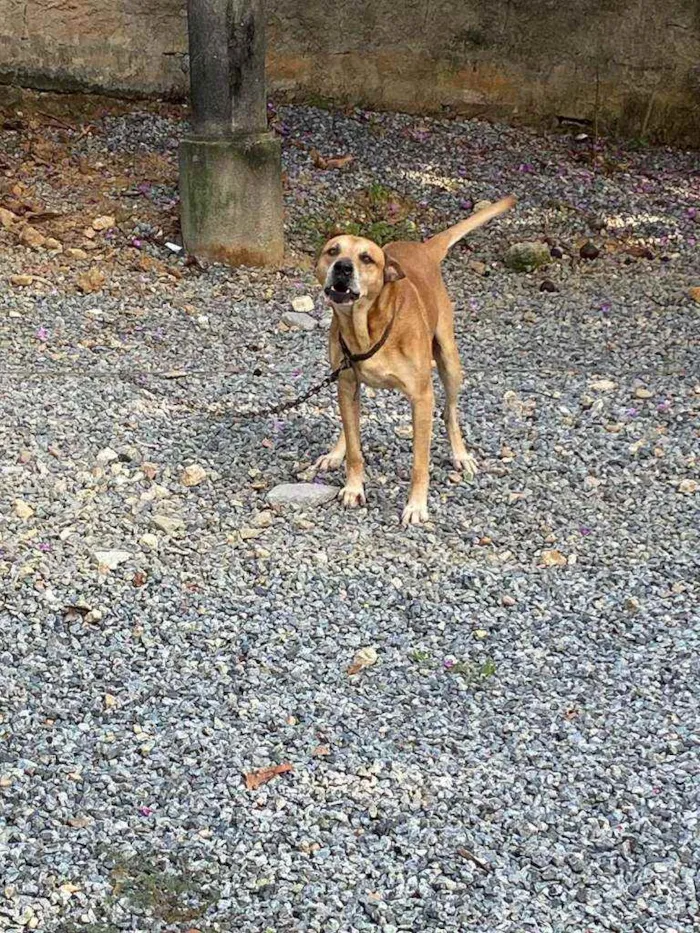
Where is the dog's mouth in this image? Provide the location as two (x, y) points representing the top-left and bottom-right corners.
(324, 282), (360, 305)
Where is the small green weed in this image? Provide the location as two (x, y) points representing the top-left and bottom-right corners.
(109, 852), (217, 925)
(447, 658), (497, 684)
(409, 647), (432, 663)
(293, 184), (419, 253)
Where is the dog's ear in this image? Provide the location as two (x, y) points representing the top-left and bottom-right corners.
(383, 257), (405, 283)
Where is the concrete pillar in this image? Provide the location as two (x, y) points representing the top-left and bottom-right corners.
(179, 0), (284, 267)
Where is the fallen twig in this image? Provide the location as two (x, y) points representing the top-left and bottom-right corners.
(457, 847), (493, 873)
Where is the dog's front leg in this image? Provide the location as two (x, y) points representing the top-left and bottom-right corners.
(337, 371), (365, 508)
(402, 382), (434, 526)
(315, 429), (346, 473)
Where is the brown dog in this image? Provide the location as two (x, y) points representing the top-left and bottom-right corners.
(315, 195), (516, 526)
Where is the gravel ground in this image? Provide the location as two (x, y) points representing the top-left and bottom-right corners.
(0, 100), (699, 932)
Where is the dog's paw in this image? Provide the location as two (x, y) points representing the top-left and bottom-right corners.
(453, 451), (479, 480)
(339, 485), (366, 509)
(401, 500), (429, 527)
(315, 451), (345, 473)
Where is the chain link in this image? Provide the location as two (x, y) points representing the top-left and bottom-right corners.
(222, 359), (352, 422)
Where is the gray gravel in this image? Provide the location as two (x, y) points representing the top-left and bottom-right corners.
(0, 101), (699, 932)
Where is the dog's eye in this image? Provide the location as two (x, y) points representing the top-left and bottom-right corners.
(360, 253), (374, 265)
(327, 245), (340, 256)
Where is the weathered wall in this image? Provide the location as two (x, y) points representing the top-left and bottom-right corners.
(0, 0), (698, 144)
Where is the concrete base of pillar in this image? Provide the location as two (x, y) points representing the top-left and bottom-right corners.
(179, 132), (284, 267)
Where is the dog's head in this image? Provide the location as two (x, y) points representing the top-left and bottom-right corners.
(316, 235), (404, 310)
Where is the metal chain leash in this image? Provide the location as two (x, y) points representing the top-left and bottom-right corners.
(221, 357), (351, 422)
(211, 312), (397, 427)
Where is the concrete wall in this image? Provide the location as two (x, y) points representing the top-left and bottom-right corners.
(0, 0), (698, 144)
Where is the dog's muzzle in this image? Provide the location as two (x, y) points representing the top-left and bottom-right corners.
(324, 259), (360, 305)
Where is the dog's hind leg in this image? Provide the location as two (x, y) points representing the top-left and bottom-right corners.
(402, 380), (434, 526)
(433, 327), (478, 479)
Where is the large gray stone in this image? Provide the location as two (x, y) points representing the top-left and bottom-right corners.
(282, 311), (317, 331)
(267, 483), (338, 508)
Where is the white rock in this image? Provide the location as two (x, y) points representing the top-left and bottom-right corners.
(282, 311), (317, 331)
(140, 533), (159, 550)
(14, 499), (34, 520)
(589, 378), (617, 393)
(180, 463), (207, 487)
(292, 295), (315, 313)
(267, 483), (337, 508)
(152, 514), (185, 535)
(96, 447), (119, 464)
(253, 509), (274, 528)
(93, 549), (131, 570)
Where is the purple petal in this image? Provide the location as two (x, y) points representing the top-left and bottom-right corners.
(579, 526), (592, 537)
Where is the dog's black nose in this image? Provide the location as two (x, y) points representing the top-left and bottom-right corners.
(334, 259), (353, 277)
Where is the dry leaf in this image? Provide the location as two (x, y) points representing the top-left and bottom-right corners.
(10, 273), (33, 287)
(678, 479), (698, 495)
(92, 214), (115, 231)
(688, 286), (700, 304)
(310, 149), (354, 170)
(244, 762), (294, 790)
(25, 209), (62, 223)
(348, 646), (378, 675)
(503, 390), (536, 417)
(132, 571), (148, 587)
(456, 847), (492, 873)
(0, 206), (16, 227)
(539, 549), (567, 568)
(67, 815), (93, 828)
(59, 882), (81, 896)
(325, 154), (354, 170)
(76, 267), (106, 294)
(311, 745), (330, 757)
(62, 605), (91, 622)
(19, 225), (46, 248)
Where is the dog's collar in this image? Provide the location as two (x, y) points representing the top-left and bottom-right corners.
(338, 310), (396, 366)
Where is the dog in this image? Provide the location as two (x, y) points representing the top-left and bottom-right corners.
(314, 195), (516, 526)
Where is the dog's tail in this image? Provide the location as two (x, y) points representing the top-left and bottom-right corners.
(423, 194), (516, 262)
